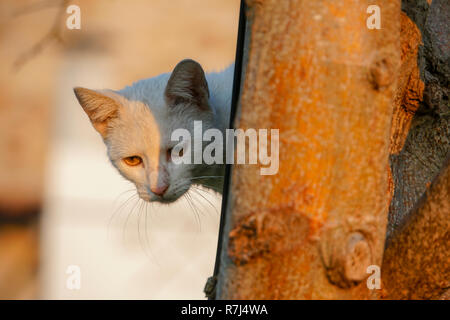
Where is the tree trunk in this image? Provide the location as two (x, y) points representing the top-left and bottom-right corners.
(216, 0), (400, 299)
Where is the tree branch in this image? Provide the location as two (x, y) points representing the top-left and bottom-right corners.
(382, 157), (450, 299)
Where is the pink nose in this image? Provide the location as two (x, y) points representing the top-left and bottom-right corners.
(151, 185), (169, 196)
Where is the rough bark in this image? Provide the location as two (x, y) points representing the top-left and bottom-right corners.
(387, 0), (449, 239)
(382, 158), (449, 299)
(217, 0), (400, 299)
(389, 12), (424, 155)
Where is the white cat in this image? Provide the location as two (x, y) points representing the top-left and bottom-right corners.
(74, 59), (233, 203)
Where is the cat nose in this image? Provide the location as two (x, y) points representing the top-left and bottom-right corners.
(151, 184), (169, 196)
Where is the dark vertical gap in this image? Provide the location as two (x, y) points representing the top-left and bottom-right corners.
(209, 0), (246, 300)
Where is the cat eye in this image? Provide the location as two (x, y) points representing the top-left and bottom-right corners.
(167, 147), (183, 162)
(123, 156), (142, 166)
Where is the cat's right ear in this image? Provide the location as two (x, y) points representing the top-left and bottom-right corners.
(73, 87), (121, 138)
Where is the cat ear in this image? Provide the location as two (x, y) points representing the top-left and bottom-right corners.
(73, 87), (121, 138)
(164, 59), (210, 110)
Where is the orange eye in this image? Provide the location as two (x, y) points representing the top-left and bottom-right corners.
(123, 156), (142, 166)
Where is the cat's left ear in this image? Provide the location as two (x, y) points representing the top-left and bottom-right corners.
(164, 59), (210, 110)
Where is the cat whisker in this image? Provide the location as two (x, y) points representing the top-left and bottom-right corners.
(112, 188), (136, 205)
(188, 190), (209, 218)
(111, 191), (138, 220)
(122, 197), (141, 244)
(137, 199), (144, 248)
(108, 192), (138, 239)
(186, 177), (223, 192)
(142, 202), (160, 266)
(189, 187), (219, 215)
(193, 182), (223, 194)
(186, 193), (202, 231)
(127, 200), (156, 265)
(188, 176), (224, 180)
(183, 193), (202, 232)
(144, 201), (151, 249)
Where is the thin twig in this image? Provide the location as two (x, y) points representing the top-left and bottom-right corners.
(13, 0), (69, 71)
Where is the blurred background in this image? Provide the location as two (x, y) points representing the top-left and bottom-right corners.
(0, 0), (238, 299)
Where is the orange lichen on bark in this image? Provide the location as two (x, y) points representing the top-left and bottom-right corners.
(389, 12), (425, 154)
(227, 203), (311, 266)
(217, 0), (400, 299)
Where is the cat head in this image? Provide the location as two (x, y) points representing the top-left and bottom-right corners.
(74, 59), (214, 203)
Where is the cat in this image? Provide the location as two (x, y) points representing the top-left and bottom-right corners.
(74, 59), (233, 203)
